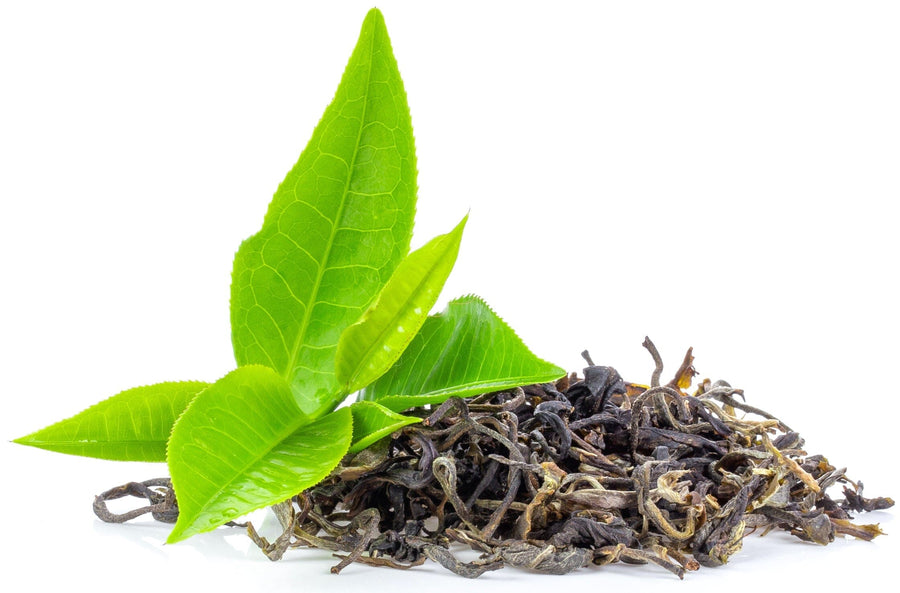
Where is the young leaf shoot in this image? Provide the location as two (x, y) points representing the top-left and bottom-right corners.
(336, 214), (468, 395)
(13, 7), (565, 549)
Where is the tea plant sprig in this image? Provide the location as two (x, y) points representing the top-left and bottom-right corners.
(14, 8), (564, 544)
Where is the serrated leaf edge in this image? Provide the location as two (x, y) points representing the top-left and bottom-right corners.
(13, 380), (210, 457)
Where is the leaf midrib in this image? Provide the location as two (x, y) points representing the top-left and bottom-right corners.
(346, 246), (445, 389)
(22, 439), (167, 446)
(178, 411), (316, 529)
(283, 25), (378, 385)
(389, 374), (563, 400)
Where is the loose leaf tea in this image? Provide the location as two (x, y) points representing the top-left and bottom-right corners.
(97, 341), (893, 577)
(294, 342), (890, 576)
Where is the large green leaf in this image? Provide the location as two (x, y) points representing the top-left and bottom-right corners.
(335, 215), (467, 394)
(230, 8), (417, 417)
(13, 381), (209, 462)
(166, 366), (352, 543)
(359, 296), (566, 411)
(348, 401), (420, 454)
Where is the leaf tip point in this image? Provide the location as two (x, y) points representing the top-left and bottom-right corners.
(165, 527), (188, 545)
(365, 7), (386, 27)
(11, 434), (34, 447)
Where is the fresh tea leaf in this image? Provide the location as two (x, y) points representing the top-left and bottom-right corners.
(166, 365), (351, 543)
(348, 401), (420, 454)
(359, 296), (565, 411)
(230, 8), (417, 417)
(13, 381), (209, 462)
(336, 215), (467, 394)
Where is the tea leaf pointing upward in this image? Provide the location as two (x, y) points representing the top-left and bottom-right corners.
(336, 214), (467, 394)
(230, 8), (417, 417)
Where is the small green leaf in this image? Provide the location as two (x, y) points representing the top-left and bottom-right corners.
(230, 7), (417, 417)
(336, 215), (467, 394)
(13, 381), (209, 462)
(348, 401), (420, 454)
(166, 366), (352, 543)
(360, 296), (566, 411)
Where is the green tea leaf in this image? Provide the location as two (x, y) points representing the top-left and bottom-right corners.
(166, 365), (351, 543)
(230, 8), (417, 417)
(348, 401), (420, 454)
(336, 215), (467, 394)
(13, 381), (209, 462)
(359, 296), (565, 411)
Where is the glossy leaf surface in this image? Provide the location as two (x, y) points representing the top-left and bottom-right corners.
(360, 296), (566, 411)
(13, 381), (209, 462)
(348, 401), (420, 454)
(167, 366), (352, 543)
(230, 8), (417, 416)
(335, 215), (467, 394)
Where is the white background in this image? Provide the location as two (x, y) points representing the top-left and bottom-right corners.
(1, 1), (897, 591)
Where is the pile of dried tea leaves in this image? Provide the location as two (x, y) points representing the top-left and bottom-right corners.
(95, 339), (893, 578)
